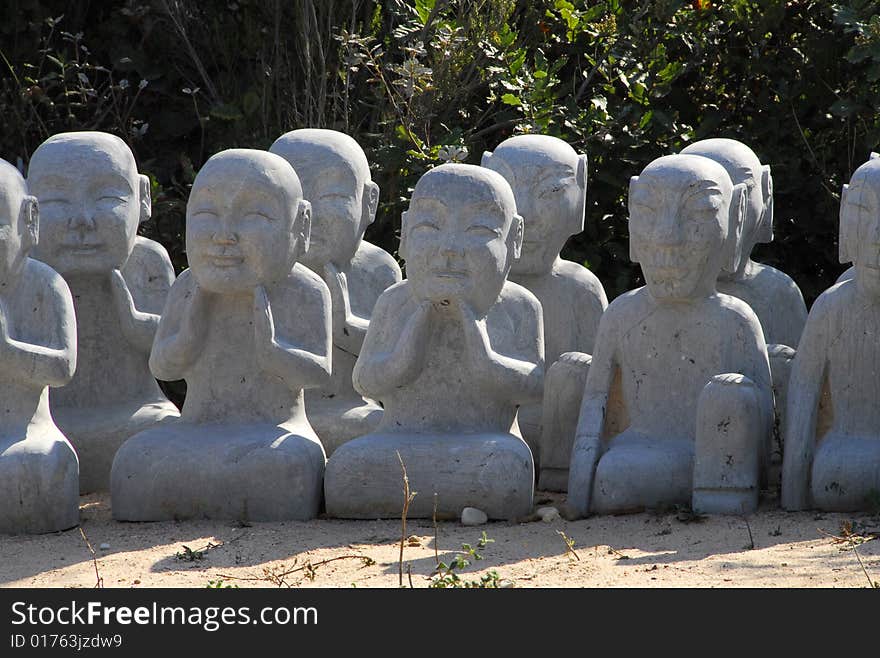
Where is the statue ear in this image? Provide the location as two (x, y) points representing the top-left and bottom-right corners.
(757, 164), (774, 243)
(480, 150), (493, 168)
(399, 210), (410, 261)
(362, 180), (379, 229)
(510, 213), (524, 262)
(574, 153), (588, 232)
(723, 182), (747, 274)
(627, 175), (642, 263)
(138, 174), (152, 224)
(839, 184), (854, 264)
(294, 199), (312, 260)
(20, 195), (39, 251)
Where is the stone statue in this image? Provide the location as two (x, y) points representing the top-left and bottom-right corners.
(681, 138), (806, 485)
(325, 164), (544, 520)
(567, 154), (773, 517)
(834, 155), (878, 286)
(682, 138), (807, 348)
(481, 135), (607, 492)
(27, 132), (179, 493)
(0, 159), (79, 534)
(110, 149), (330, 522)
(781, 157), (880, 511)
(269, 129), (402, 455)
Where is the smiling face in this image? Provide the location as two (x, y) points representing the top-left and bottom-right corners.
(629, 155), (739, 303)
(682, 138), (771, 275)
(401, 164), (522, 313)
(0, 160), (37, 285)
(28, 132), (145, 275)
(186, 149), (309, 294)
(483, 135), (586, 275)
(840, 161), (880, 298)
(269, 129), (376, 270)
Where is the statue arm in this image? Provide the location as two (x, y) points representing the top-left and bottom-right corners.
(352, 295), (431, 400)
(566, 317), (616, 519)
(457, 301), (544, 404)
(253, 284), (332, 390)
(324, 263), (369, 355)
(149, 273), (207, 381)
(0, 285), (76, 388)
(780, 313), (827, 510)
(110, 269), (161, 353)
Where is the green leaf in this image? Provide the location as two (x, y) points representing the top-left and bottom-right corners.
(415, 0), (435, 25)
(501, 93), (522, 106)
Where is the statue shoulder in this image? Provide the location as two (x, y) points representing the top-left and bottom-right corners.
(499, 279), (542, 318)
(552, 259), (609, 309)
(126, 237), (174, 281)
(22, 257), (71, 304)
(353, 241), (403, 287)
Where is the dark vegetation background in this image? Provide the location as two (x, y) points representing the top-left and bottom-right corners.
(2, 0), (879, 305)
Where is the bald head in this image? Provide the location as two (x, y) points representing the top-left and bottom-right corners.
(482, 135), (587, 275)
(0, 159), (27, 200)
(270, 129), (371, 185)
(402, 163), (523, 313)
(682, 139), (762, 187)
(186, 149), (311, 293)
(0, 158), (38, 280)
(27, 131), (150, 274)
(629, 154), (746, 300)
(682, 138), (772, 255)
(840, 157), (880, 267)
(412, 163), (517, 216)
(488, 134), (580, 172)
(193, 148), (303, 209)
(29, 131), (138, 183)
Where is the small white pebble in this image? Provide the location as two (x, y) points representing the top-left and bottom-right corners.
(537, 506), (561, 522)
(461, 507), (488, 526)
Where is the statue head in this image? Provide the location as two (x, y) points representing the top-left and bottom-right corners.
(186, 149), (311, 295)
(400, 163), (523, 313)
(27, 131), (150, 276)
(628, 154), (746, 303)
(839, 157), (880, 298)
(681, 138), (772, 276)
(269, 129), (377, 270)
(0, 159), (39, 287)
(481, 134), (587, 275)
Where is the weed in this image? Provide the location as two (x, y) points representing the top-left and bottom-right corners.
(429, 531), (501, 588)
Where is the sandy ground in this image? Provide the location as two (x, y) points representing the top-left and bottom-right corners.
(1, 492), (878, 588)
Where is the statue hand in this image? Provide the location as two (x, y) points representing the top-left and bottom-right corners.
(109, 268), (136, 319)
(177, 281), (211, 351)
(0, 297), (10, 346)
(253, 284), (276, 353)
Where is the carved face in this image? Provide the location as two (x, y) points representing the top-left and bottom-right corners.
(483, 137), (586, 275)
(28, 134), (144, 275)
(270, 131), (376, 270)
(0, 166), (34, 284)
(186, 151), (308, 294)
(629, 155), (738, 302)
(295, 162), (368, 269)
(401, 166), (522, 313)
(681, 139), (771, 274)
(841, 173), (880, 298)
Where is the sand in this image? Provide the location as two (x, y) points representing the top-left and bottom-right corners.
(1, 493), (877, 588)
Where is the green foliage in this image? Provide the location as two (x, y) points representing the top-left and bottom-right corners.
(1, 0), (877, 303)
(205, 579), (238, 588)
(429, 531), (502, 588)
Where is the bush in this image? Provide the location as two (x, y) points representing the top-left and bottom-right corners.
(1, 0), (878, 303)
